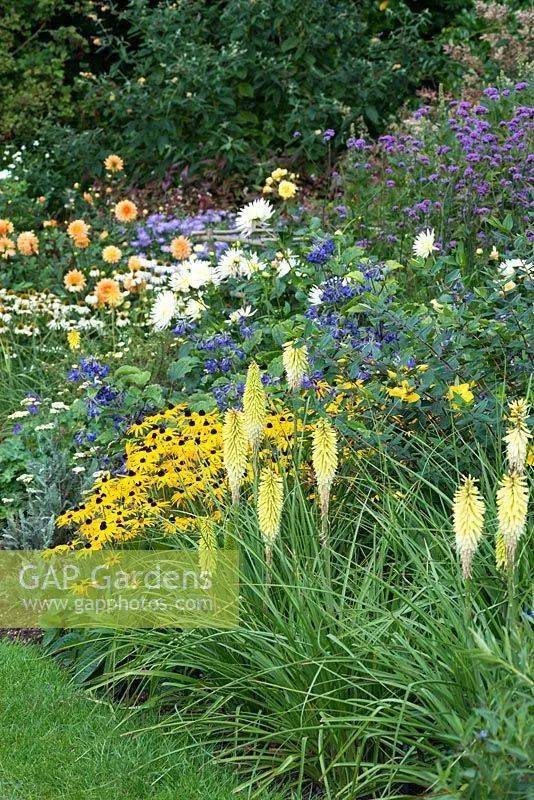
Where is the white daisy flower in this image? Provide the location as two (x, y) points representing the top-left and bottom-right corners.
(235, 198), (274, 236)
(184, 297), (207, 321)
(186, 259), (214, 289)
(308, 285), (324, 305)
(216, 247), (248, 281)
(228, 305), (257, 323)
(150, 290), (177, 331)
(170, 269), (191, 293)
(243, 253), (267, 276)
(413, 228), (437, 259)
(275, 250), (297, 277)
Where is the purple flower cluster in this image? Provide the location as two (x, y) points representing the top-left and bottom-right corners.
(131, 209), (233, 258)
(304, 265), (397, 375)
(212, 380), (245, 410)
(86, 385), (120, 419)
(196, 332), (246, 376)
(67, 357), (110, 385)
(307, 237), (335, 265)
(25, 393), (41, 415)
(212, 372), (281, 411)
(344, 81), (534, 254)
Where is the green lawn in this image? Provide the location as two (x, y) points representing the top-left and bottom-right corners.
(0, 641), (242, 800)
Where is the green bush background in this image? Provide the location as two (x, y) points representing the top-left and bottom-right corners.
(0, 0), (452, 185)
(0, 0), (528, 193)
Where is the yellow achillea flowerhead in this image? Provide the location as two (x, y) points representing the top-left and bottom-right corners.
(258, 468), (284, 558)
(312, 418), (338, 531)
(283, 342), (308, 391)
(197, 517), (217, 575)
(504, 399), (531, 473)
(243, 361), (266, 450)
(67, 330), (81, 351)
(452, 475), (485, 579)
(496, 472), (529, 568)
(223, 409), (248, 503)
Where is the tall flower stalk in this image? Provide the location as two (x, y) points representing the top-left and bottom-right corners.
(257, 467), (284, 574)
(282, 342), (308, 391)
(312, 418), (338, 546)
(496, 472), (529, 570)
(243, 361), (267, 455)
(503, 399), (531, 473)
(223, 409), (248, 504)
(453, 476), (485, 579)
(198, 517), (217, 576)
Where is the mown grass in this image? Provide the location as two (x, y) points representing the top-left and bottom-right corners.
(0, 640), (253, 800)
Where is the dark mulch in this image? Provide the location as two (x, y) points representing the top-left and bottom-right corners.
(0, 628), (42, 644)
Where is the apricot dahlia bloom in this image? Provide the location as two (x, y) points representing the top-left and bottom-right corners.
(102, 245), (122, 264)
(104, 154), (124, 173)
(0, 236), (16, 257)
(0, 219), (14, 236)
(67, 219), (90, 247)
(114, 199), (138, 223)
(17, 231), (39, 255)
(64, 269), (87, 293)
(128, 255), (142, 271)
(95, 277), (122, 306)
(170, 236), (192, 261)
(67, 219), (89, 239)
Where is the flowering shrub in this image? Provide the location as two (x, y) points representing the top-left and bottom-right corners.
(442, 2), (534, 89)
(341, 80), (533, 263)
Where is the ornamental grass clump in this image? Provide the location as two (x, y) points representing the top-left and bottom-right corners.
(452, 475), (485, 579)
(311, 418), (338, 544)
(243, 361), (267, 452)
(223, 409), (248, 504)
